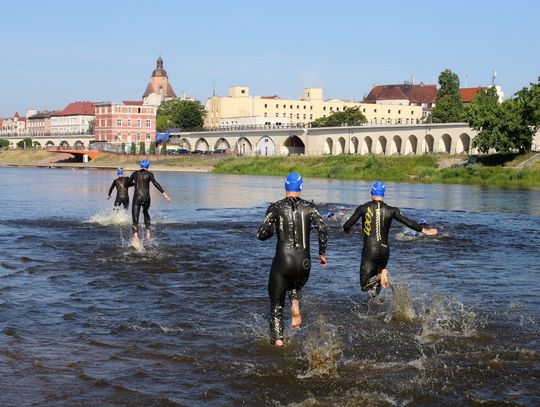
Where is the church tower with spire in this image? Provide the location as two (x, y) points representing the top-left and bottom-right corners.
(142, 57), (177, 106)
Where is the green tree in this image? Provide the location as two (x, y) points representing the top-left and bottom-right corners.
(88, 119), (95, 134)
(0, 139), (10, 149)
(465, 87), (534, 153)
(149, 141), (156, 155)
(311, 106), (367, 127)
(515, 77), (540, 130)
(16, 138), (33, 149)
(156, 99), (206, 131)
(139, 141), (146, 154)
(431, 69), (464, 123)
(130, 142), (136, 154)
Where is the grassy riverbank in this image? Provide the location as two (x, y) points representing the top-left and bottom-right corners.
(1, 149), (539, 188)
(212, 154), (540, 188)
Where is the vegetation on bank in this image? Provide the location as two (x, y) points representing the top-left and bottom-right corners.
(212, 154), (540, 188)
(0, 149), (58, 164)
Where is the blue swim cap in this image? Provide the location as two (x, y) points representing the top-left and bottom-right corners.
(371, 181), (385, 197)
(419, 218), (428, 225)
(117, 168), (124, 176)
(326, 211), (335, 218)
(140, 159), (150, 169)
(285, 172), (303, 192)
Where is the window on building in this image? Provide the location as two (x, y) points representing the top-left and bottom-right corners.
(303, 114), (306, 119)
(303, 105), (306, 110)
(411, 110), (414, 115)
(264, 112), (267, 117)
(310, 106), (313, 110)
(137, 119), (141, 127)
(127, 119), (131, 127)
(283, 104), (286, 108)
(290, 105), (293, 109)
(128, 107), (131, 113)
(297, 105), (299, 109)
(336, 107), (340, 111)
(146, 133), (151, 140)
(276, 104), (279, 108)
(323, 107), (326, 111)
(276, 113), (279, 117)
(296, 114), (300, 119)
(146, 120), (151, 127)
(264, 104), (268, 108)
(283, 113), (286, 117)
(310, 114), (313, 119)
(330, 107), (333, 111)
(388, 109), (391, 114)
(117, 119), (122, 127)
(398, 110), (401, 114)
(374, 108), (377, 113)
(363, 108), (366, 112)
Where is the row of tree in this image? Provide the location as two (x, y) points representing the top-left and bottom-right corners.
(431, 69), (540, 153)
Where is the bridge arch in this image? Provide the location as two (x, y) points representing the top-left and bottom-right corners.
(457, 133), (471, 154)
(324, 137), (333, 155)
(195, 138), (210, 152)
(60, 140), (70, 148)
(73, 140), (84, 149)
(424, 134), (434, 153)
(214, 137), (230, 151)
(350, 136), (359, 154)
(361, 136), (373, 155)
(440, 134), (452, 153)
(178, 138), (191, 151)
(256, 136), (276, 156)
(405, 135), (418, 155)
(45, 140), (55, 147)
(236, 137), (252, 155)
(283, 135), (304, 156)
(337, 137), (346, 154)
(375, 136), (387, 155)
(390, 135), (402, 155)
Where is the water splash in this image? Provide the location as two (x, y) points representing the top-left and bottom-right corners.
(420, 295), (478, 342)
(88, 208), (131, 226)
(298, 317), (342, 379)
(386, 283), (417, 323)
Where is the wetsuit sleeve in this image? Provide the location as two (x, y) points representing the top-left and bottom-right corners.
(310, 206), (328, 256)
(128, 172), (136, 187)
(108, 180), (116, 196)
(343, 205), (364, 233)
(393, 208), (423, 232)
(256, 205), (275, 241)
(149, 173), (165, 193)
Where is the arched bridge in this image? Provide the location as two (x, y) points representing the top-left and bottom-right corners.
(46, 146), (101, 160)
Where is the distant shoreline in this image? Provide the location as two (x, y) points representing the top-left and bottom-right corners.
(1, 149), (539, 188)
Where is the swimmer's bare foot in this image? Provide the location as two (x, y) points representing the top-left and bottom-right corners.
(291, 299), (302, 328)
(380, 268), (390, 288)
(131, 234), (141, 249)
(275, 339), (284, 347)
(145, 228), (151, 240)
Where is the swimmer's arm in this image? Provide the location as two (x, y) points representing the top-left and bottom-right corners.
(310, 207), (328, 256)
(149, 173), (166, 194)
(107, 181), (116, 197)
(395, 209), (439, 236)
(127, 172), (136, 187)
(256, 206), (275, 241)
(343, 206), (363, 233)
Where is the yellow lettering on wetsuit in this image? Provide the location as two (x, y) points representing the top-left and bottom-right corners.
(363, 207), (373, 236)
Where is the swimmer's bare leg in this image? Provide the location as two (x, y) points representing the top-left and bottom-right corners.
(132, 225), (141, 248)
(145, 226), (151, 240)
(290, 289), (302, 328)
(380, 268), (390, 288)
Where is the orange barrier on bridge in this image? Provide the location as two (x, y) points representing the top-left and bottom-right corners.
(47, 148), (101, 160)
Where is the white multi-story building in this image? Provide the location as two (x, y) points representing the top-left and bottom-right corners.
(50, 101), (95, 135)
(0, 112), (27, 137)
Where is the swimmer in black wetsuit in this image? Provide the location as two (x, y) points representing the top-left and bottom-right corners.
(257, 172), (328, 347)
(107, 168), (131, 209)
(128, 159), (171, 245)
(343, 182), (438, 297)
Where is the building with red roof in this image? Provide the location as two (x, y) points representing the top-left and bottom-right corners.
(460, 86), (504, 104)
(363, 83), (437, 118)
(0, 111), (28, 137)
(50, 101), (98, 136)
(142, 57), (177, 107)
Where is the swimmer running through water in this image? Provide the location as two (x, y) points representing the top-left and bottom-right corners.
(128, 160), (171, 245)
(343, 182), (438, 297)
(257, 172), (328, 347)
(107, 168), (131, 210)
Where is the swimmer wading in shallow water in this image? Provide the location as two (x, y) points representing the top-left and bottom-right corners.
(343, 182), (438, 297)
(257, 172), (328, 348)
(107, 168), (131, 210)
(128, 160), (171, 245)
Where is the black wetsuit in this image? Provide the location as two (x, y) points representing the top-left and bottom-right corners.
(343, 200), (423, 296)
(128, 169), (165, 232)
(108, 177), (131, 209)
(257, 197), (328, 342)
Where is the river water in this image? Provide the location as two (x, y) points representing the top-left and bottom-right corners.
(0, 167), (538, 406)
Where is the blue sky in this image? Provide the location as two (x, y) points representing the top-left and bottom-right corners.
(1, 0), (539, 117)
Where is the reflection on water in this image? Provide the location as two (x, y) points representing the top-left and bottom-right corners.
(0, 167), (539, 405)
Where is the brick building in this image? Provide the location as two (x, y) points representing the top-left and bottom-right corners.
(94, 101), (156, 144)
